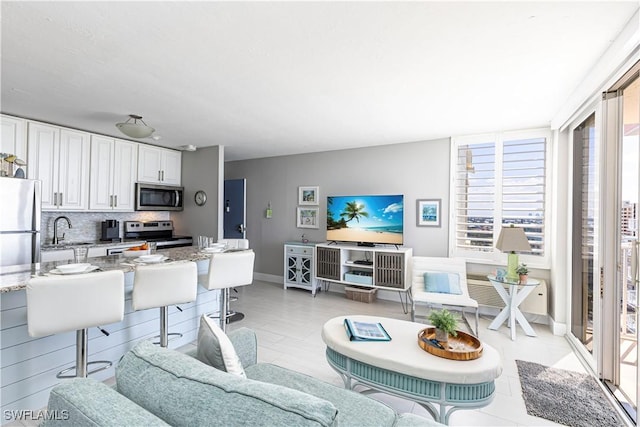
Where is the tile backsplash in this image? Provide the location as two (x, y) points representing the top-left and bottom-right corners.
(41, 211), (170, 243)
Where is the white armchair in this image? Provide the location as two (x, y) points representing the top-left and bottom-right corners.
(410, 256), (479, 336)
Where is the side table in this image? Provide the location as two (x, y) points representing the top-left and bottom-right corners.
(487, 275), (540, 341)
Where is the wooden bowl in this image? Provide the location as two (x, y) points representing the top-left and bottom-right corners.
(418, 327), (483, 361)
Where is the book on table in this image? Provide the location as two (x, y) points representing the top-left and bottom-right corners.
(343, 318), (391, 341)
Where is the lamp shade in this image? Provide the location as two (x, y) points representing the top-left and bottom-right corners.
(116, 115), (155, 139)
(496, 225), (531, 253)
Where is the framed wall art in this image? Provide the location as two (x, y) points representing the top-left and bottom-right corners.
(298, 186), (319, 205)
(297, 207), (319, 228)
(416, 199), (441, 227)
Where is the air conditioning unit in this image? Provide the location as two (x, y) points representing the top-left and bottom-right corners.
(467, 276), (548, 317)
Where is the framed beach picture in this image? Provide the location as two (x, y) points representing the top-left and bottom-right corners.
(297, 207), (319, 228)
(416, 199), (441, 227)
(298, 186), (319, 205)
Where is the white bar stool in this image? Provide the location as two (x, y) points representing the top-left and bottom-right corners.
(26, 270), (125, 378)
(132, 261), (198, 347)
(217, 239), (250, 320)
(199, 250), (255, 332)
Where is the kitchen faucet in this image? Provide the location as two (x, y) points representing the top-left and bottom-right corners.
(52, 216), (72, 245)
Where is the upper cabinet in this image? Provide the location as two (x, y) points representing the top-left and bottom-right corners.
(1, 115), (27, 176)
(89, 136), (137, 211)
(137, 145), (181, 186)
(27, 122), (90, 210)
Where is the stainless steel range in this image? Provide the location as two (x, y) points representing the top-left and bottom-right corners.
(123, 220), (193, 249)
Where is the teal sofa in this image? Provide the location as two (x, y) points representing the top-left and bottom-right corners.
(44, 328), (441, 426)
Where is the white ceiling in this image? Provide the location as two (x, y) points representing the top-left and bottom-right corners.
(1, 1), (638, 161)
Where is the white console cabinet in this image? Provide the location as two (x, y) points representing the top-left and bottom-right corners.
(315, 243), (412, 291)
(284, 242), (320, 296)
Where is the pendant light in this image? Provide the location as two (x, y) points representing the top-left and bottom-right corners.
(116, 114), (155, 138)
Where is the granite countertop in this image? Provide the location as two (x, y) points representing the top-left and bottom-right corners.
(40, 240), (146, 252)
(0, 246), (210, 293)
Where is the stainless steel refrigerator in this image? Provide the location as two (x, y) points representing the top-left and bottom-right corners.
(0, 177), (41, 266)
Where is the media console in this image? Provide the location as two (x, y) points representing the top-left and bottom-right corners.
(315, 243), (413, 311)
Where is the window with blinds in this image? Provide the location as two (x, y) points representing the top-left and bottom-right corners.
(451, 130), (549, 263)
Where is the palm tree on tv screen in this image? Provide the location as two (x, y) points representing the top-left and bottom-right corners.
(340, 201), (369, 225)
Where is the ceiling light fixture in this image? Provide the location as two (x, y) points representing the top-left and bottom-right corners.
(179, 144), (197, 151)
(116, 114), (155, 138)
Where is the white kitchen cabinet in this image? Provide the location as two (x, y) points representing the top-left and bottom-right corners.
(89, 136), (137, 211)
(137, 145), (181, 185)
(1, 115), (27, 176)
(284, 242), (320, 296)
(27, 122), (90, 210)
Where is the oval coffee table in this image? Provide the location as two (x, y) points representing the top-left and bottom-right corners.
(321, 315), (502, 425)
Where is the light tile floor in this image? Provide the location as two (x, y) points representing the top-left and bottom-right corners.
(219, 280), (623, 426)
(9, 280), (626, 427)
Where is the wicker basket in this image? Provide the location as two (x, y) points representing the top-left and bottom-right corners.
(345, 286), (377, 303)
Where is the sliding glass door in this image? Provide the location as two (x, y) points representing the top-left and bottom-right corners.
(615, 75), (639, 421)
(599, 67), (640, 423)
(571, 112), (598, 357)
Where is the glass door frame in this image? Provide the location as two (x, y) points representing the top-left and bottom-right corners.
(600, 66), (640, 420)
(566, 103), (604, 375)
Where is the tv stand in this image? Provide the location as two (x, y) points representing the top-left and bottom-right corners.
(315, 243), (412, 313)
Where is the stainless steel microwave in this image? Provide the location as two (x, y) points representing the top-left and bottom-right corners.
(135, 183), (184, 211)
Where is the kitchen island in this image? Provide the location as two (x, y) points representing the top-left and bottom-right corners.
(0, 246), (210, 292)
(0, 246), (219, 417)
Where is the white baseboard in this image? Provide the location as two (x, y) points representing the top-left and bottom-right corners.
(549, 316), (567, 335)
(254, 272), (282, 284)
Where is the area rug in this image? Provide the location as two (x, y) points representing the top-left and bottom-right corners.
(516, 360), (622, 427)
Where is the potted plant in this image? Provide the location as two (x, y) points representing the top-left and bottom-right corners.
(427, 309), (458, 343)
(516, 263), (529, 283)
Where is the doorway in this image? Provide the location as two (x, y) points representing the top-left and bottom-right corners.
(223, 179), (246, 239)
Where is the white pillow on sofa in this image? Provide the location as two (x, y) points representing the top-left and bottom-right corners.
(196, 315), (246, 378)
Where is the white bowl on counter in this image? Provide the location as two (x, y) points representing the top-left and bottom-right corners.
(123, 249), (150, 257)
(137, 254), (165, 263)
(56, 263), (91, 274)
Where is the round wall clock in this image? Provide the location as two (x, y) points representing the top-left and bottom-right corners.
(194, 190), (207, 206)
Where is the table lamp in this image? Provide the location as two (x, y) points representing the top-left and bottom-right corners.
(496, 225), (531, 281)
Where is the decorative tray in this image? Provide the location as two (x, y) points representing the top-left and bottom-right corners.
(417, 327), (483, 361)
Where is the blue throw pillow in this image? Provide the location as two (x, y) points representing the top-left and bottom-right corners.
(424, 272), (462, 295)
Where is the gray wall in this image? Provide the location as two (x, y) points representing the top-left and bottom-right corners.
(171, 146), (223, 238)
(225, 138), (450, 276)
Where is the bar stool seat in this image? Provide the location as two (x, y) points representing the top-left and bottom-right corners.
(132, 261), (198, 347)
(26, 270), (125, 378)
(199, 250), (255, 332)
(217, 239), (250, 321)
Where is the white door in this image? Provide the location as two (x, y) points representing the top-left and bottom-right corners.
(27, 122), (59, 209)
(58, 129), (89, 210)
(161, 149), (182, 185)
(137, 145), (162, 183)
(89, 135), (115, 211)
(112, 139), (137, 211)
(1, 115), (26, 175)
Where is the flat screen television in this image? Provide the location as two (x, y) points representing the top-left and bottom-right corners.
(326, 194), (404, 245)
